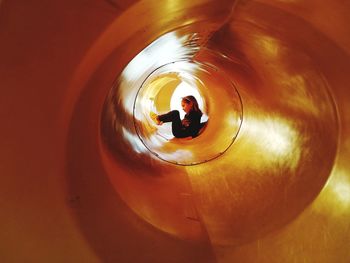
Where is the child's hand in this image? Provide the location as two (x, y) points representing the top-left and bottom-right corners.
(182, 119), (190, 127)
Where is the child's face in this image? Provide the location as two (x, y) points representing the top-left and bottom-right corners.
(181, 100), (192, 113)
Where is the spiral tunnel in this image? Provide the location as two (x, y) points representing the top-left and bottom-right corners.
(1, 0), (350, 262)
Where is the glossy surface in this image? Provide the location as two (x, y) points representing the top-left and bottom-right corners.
(131, 59), (243, 165)
(0, 0), (349, 262)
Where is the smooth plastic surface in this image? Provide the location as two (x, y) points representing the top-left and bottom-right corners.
(0, 0), (349, 262)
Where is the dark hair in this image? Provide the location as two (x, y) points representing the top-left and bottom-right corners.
(182, 95), (202, 116)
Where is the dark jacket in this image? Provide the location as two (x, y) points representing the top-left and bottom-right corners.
(183, 110), (202, 137)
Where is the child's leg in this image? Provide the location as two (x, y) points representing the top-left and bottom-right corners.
(158, 110), (188, 138)
(158, 110), (180, 123)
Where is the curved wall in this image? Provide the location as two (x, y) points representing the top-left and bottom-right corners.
(0, 0), (349, 262)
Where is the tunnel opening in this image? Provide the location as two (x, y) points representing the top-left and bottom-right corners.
(2, 0), (350, 262)
(132, 59), (243, 166)
(101, 30), (244, 166)
(137, 63), (209, 141)
(97, 2), (340, 246)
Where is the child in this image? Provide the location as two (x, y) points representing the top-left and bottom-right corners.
(150, 95), (203, 138)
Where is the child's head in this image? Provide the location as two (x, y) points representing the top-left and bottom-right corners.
(181, 95), (202, 114)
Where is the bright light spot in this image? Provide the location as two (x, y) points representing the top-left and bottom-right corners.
(122, 32), (192, 82)
(268, 124), (293, 154)
(244, 116), (301, 169)
(328, 170), (350, 207)
(315, 169), (350, 215)
(122, 127), (147, 154)
(148, 133), (169, 148)
(119, 32), (196, 115)
(224, 112), (241, 133)
(155, 123), (174, 139)
(256, 35), (280, 58)
(164, 61), (198, 75)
